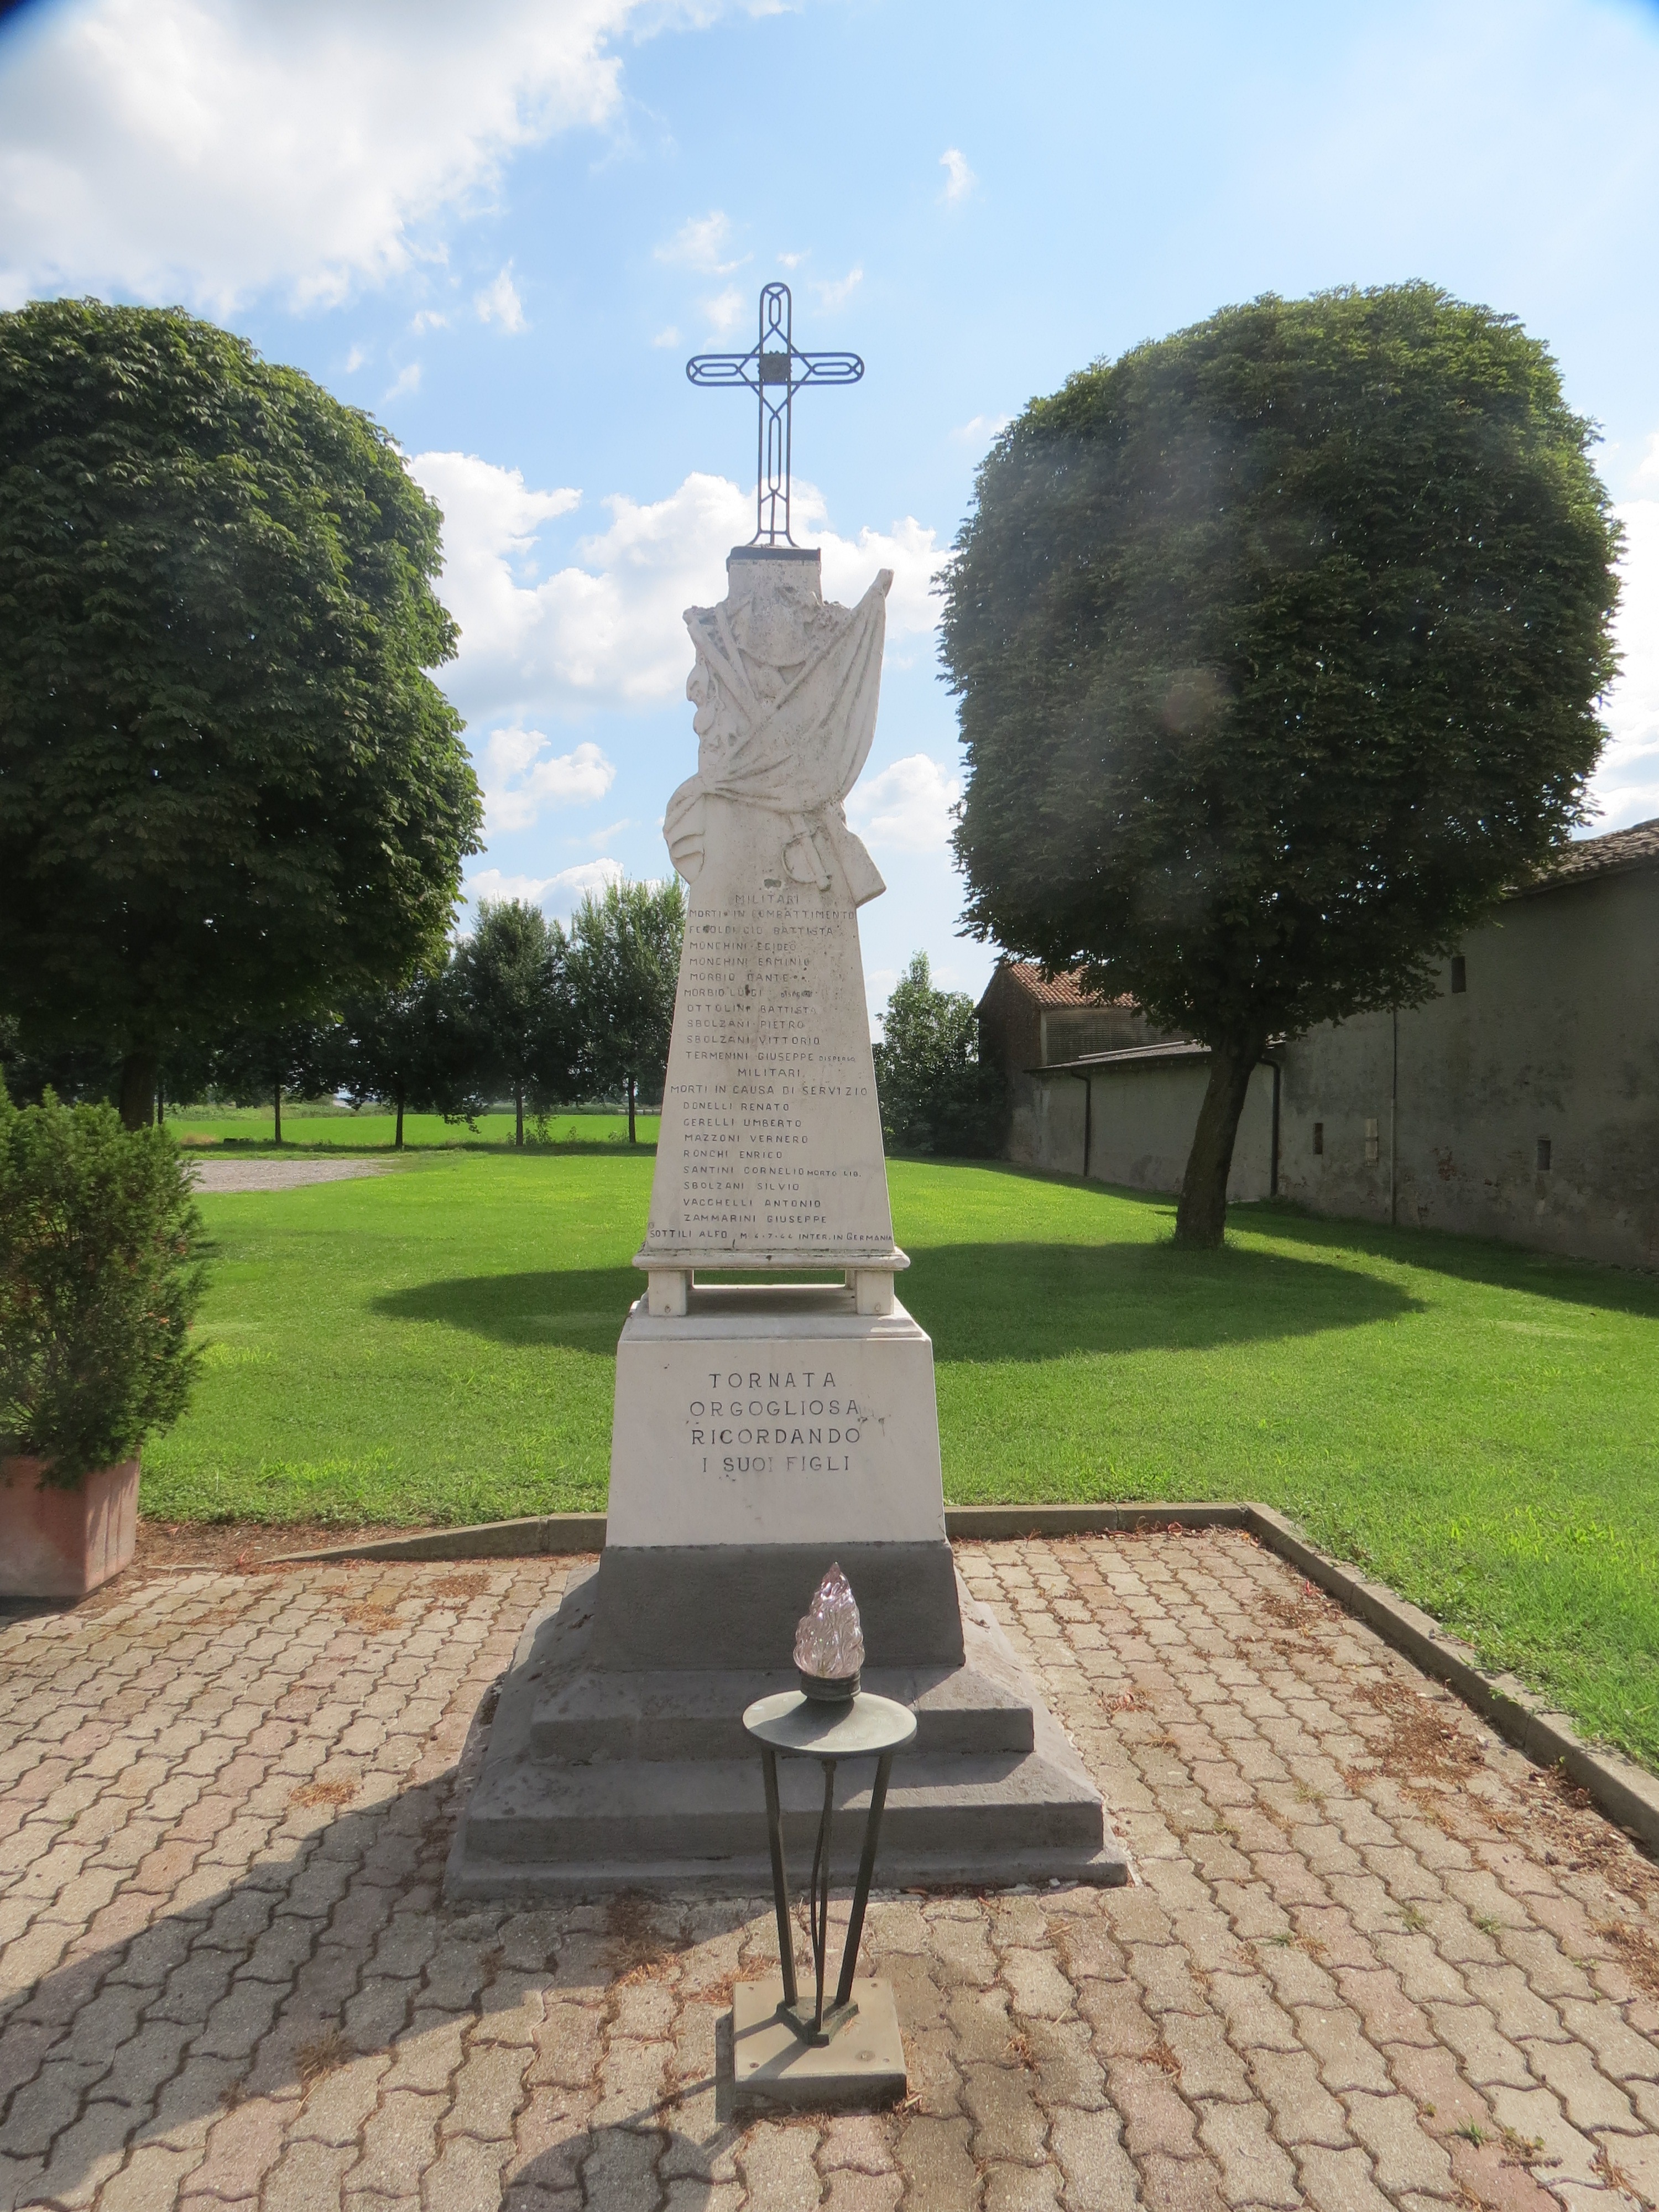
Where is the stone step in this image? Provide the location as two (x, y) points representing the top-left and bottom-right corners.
(454, 1744), (1124, 1892)
(529, 1662), (1034, 1762)
(445, 1559), (1130, 1902)
(447, 1836), (1129, 1902)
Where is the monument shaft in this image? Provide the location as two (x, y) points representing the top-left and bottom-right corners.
(647, 862), (890, 1258)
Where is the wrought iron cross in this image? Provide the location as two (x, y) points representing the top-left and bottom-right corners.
(686, 283), (864, 548)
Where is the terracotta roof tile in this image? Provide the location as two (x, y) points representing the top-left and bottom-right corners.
(1526, 816), (1659, 891)
(987, 962), (1138, 1009)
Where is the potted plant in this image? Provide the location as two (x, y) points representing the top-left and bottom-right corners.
(1, 1083), (205, 1597)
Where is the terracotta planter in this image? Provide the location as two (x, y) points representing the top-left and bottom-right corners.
(0, 1455), (139, 1598)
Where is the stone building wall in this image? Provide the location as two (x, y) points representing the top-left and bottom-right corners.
(988, 829), (1658, 1270)
(976, 964), (1167, 1165)
(1276, 862), (1659, 1269)
(1009, 1051), (1277, 1201)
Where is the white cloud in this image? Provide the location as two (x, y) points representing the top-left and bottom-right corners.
(1588, 493), (1659, 831)
(816, 512), (945, 643)
(938, 147), (975, 204)
(580, 817), (632, 848)
(547, 858), (625, 914)
(702, 285), (748, 336)
(952, 413), (1012, 444)
(410, 309), (451, 333)
(1633, 432), (1659, 493)
(343, 343), (367, 373)
(655, 210), (744, 275)
(777, 249), (807, 270)
(475, 262), (526, 332)
(463, 868), (550, 909)
(478, 731), (614, 832)
(384, 362), (421, 400)
(812, 265), (862, 311)
(410, 452), (946, 726)
(846, 754), (962, 854)
(464, 858), (624, 920)
(0, 0), (639, 312)
(650, 325), (681, 348)
(413, 454), (739, 717)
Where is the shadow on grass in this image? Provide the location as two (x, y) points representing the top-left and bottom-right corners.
(905, 1238), (1420, 1359)
(1234, 1198), (1659, 1319)
(927, 1159), (1659, 1325)
(373, 1267), (641, 1348)
(376, 1245), (1418, 1359)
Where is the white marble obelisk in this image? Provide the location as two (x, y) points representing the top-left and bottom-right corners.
(447, 543), (1121, 1898)
(601, 544), (952, 1639)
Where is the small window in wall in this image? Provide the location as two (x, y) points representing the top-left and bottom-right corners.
(1365, 1115), (1380, 1166)
(1312, 1121), (1324, 1156)
(1451, 955), (1467, 994)
(1537, 1137), (1552, 1172)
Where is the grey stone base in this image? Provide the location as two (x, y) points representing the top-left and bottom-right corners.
(446, 1559), (1129, 1900)
(589, 1541), (964, 1670)
(732, 1978), (906, 2114)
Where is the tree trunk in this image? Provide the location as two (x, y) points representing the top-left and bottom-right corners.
(274, 1083), (283, 1146)
(514, 1082), (524, 1147)
(627, 1073), (637, 1145)
(394, 1088), (405, 1151)
(118, 1051), (158, 1132)
(1174, 1041), (1262, 1249)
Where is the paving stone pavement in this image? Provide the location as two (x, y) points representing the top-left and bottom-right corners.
(3, 1533), (1658, 2212)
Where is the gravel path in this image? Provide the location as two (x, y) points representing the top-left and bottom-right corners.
(188, 1159), (388, 1193)
(1, 1532), (1656, 2210)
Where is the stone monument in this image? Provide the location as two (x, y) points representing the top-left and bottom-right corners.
(447, 287), (1125, 1898)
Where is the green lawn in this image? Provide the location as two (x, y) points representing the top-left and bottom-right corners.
(147, 1151), (1659, 1768)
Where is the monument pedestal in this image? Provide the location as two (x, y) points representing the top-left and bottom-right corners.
(447, 1286), (1128, 1898)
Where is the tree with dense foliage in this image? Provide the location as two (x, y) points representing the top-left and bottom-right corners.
(566, 877), (685, 1143)
(873, 952), (1007, 1158)
(942, 284), (1621, 1246)
(456, 900), (576, 1147)
(192, 1020), (339, 1146)
(336, 961), (484, 1147)
(0, 299), (482, 1130)
(0, 1021), (122, 1115)
(0, 1082), (206, 1484)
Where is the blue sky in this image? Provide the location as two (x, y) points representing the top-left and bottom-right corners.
(3, 0), (1657, 1019)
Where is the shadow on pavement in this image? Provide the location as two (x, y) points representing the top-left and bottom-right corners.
(0, 1769), (750, 2209)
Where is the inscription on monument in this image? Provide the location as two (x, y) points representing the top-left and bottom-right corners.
(641, 550), (898, 1260)
(658, 881), (876, 1248)
(687, 1366), (865, 1479)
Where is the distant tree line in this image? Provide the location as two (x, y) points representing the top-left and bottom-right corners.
(0, 880), (685, 1149)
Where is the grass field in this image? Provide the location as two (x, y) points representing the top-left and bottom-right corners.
(146, 1150), (1659, 1768)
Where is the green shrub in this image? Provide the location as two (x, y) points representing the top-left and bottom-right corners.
(0, 1085), (207, 1484)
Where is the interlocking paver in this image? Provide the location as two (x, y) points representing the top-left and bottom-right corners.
(1197, 2098), (1300, 2207)
(3, 1537), (1657, 2211)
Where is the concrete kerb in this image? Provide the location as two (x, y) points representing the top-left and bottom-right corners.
(261, 1499), (1659, 1859)
(270, 1512), (607, 1562)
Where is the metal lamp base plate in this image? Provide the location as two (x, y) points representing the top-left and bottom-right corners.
(780, 1996), (858, 2048)
(731, 1977), (906, 2112)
